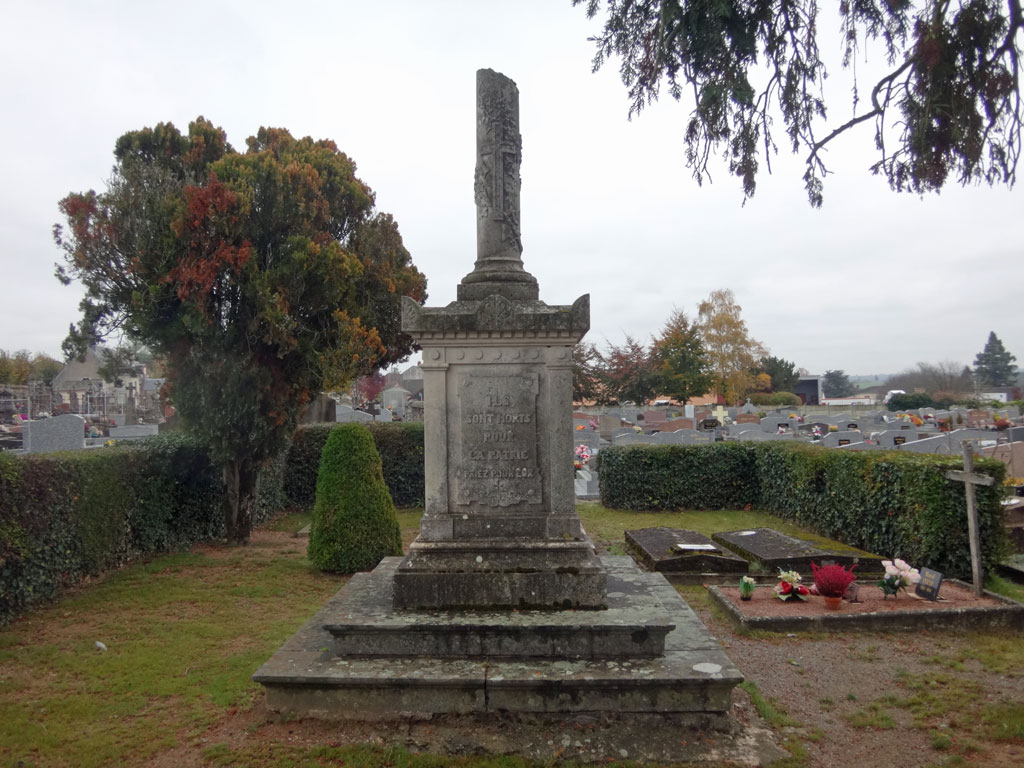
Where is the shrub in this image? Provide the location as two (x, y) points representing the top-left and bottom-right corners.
(887, 393), (936, 411)
(281, 422), (425, 511)
(750, 392), (802, 406)
(0, 434), (224, 626)
(307, 424), (402, 573)
(597, 441), (1007, 579)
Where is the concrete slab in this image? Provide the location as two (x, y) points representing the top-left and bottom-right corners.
(713, 528), (884, 575)
(625, 528), (748, 575)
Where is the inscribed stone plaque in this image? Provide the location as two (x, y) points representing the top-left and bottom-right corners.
(455, 372), (541, 506)
(915, 567), (944, 601)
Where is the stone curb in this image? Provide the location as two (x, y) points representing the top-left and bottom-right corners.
(707, 580), (1024, 633)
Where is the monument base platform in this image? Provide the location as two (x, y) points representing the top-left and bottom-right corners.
(393, 539), (607, 610)
(254, 556), (741, 720)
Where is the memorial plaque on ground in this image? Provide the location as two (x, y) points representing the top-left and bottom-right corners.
(915, 567), (944, 601)
(712, 528), (884, 574)
(625, 528), (747, 574)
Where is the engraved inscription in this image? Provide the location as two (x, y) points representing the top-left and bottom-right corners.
(455, 373), (541, 506)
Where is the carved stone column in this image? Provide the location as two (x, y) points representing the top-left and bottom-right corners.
(458, 69), (539, 302)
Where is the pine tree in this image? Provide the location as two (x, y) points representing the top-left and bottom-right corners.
(973, 332), (1018, 387)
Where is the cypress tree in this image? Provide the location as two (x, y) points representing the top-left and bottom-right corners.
(973, 332), (1017, 387)
(308, 424), (402, 573)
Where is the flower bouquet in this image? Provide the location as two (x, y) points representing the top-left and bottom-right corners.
(739, 575), (756, 601)
(573, 444), (591, 472)
(774, 569), (810, 602)
(877, 558), (921, 598)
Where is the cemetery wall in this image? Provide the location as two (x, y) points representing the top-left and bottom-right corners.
(0, 434), (232, 626)
(597, 442), (1007, 580)
(275, 422), (425, 511)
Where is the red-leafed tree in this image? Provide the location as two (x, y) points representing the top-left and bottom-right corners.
(598, 336), (659, 405)
(54, 118), (427, 543)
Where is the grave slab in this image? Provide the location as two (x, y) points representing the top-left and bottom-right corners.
(625, 528), (748, 575)
(712, 528), (883, 574)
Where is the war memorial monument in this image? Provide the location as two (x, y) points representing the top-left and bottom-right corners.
(255, 70), (741, 724)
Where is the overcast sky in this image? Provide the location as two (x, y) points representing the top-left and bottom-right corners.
(2, 1), (1020, 378)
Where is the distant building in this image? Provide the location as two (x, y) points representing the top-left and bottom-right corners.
(793, 375), (823, 405)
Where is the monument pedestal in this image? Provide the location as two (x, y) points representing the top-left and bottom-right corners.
(253, 557), (741, 720)
(393, 292), (606, 609)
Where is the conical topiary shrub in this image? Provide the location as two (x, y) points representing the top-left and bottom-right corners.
(307, 423), (402, 573)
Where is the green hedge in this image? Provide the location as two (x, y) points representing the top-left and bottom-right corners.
(750, 392), (802, 407)
(279, 422), (424, 510)
(0, 434), (226, 626)
(598, 441), (1007, 579)
(598, 443), (759, 511)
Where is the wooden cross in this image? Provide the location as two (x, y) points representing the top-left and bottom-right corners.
(945, 441), (995, 597)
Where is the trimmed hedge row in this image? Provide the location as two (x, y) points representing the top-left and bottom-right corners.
(280, 422), (424, 510)
(598, 441), (1007, 579)
(597, 442), (759, 511)
(0, 434), (229, 626)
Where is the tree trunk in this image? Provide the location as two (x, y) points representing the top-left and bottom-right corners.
(223, 458), (259, 545)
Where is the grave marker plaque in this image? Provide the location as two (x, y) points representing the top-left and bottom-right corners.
(915, 567), (944, 601)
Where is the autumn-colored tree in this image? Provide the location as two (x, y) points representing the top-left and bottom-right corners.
(598, 336), (658, 405)
(0, 350), (32, 385)
(572, 342), (604, 404)
(649, 309), (711, 404)
(55, 118), (427, 544)
(355, 371), (387, 405)
(697, 289), (765, 404)
(575, 1), (1023, 206)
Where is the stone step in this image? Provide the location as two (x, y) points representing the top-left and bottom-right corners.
(253, 556), (742, 719)
(323, 558), (674, 659)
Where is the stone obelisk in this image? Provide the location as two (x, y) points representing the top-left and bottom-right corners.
(394, 69), (606, 609)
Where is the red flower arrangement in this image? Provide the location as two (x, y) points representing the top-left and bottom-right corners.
(811, 561), (858, 598)
(773, 569), (810, 601)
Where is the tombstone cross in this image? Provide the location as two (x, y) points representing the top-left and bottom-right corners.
(945, 441), (995, 597)
(712, 405), (728, 424)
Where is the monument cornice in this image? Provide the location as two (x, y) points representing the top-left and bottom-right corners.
(401, 293), (590, 336)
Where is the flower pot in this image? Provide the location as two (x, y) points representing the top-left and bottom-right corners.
(740, 594), (752, 601)
(823, 595), (842, 611)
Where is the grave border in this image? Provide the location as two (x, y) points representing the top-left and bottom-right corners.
(706, 580), (1024, 633)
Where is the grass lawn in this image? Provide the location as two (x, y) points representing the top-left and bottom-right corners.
(1, 504), (1021, 767)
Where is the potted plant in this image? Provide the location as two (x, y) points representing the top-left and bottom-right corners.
(739, 575), (756, 601)
(811, 562), (858, 610)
